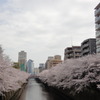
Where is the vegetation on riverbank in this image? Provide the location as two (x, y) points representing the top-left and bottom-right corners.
(0, 46), (29, 97)
(38, 54), (100, 100)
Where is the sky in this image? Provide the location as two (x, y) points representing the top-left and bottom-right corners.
(0, 0), (99, 67)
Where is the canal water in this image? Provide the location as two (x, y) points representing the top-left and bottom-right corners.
(19, 78), (70, 100)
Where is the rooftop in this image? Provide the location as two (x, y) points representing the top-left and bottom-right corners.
(95, 3), (100, 9)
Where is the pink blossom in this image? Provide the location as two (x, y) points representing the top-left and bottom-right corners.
(38, 54), (100, 93)
(0, 46), (29, 94)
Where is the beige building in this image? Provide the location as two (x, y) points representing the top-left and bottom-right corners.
(45, 55), (62, 69)
(64, 46), (81, 60)
(18, 51), (27, 71)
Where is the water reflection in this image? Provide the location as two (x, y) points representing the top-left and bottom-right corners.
(19, 78), (70, 100)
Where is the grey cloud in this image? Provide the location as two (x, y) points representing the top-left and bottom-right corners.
(0, 0), (99, 67)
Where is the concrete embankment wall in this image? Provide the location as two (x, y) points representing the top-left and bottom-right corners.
(35, 78), (100, 100)
(0, 83), (27, 100)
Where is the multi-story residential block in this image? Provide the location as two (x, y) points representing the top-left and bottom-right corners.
(18, 51), (27, 71)
(81, 38), (96, 56)
(64, 46), (81, 60)
(95, 3), (100, 53)
(45, 55), (62, 69)
(45, 56), (54, 69)
(50, 55), (62, 67)
(26, 59), (34, 74)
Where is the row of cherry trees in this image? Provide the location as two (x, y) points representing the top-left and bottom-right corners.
(38, 54), (100, 94)
(0, 46), (29, 95)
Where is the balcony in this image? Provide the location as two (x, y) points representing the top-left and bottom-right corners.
(95, 8), (100, 16)
(97, 47), (100, 53)
(96, 24), (100, 30)
(95, 16), (100, 23)
(81, 43), (89, 50)
(96, 40), (100, 45)
(96, 31), (100, 38)
(83, 49), (90, 54)
(67, 50), (73, 53)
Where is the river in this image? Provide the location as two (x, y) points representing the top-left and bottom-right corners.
(19, 78), (71, 100)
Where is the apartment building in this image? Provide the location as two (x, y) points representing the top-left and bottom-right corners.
(64, 46), (81, 60)
(45, 55), (62, 69)
(81, 38), (96, 56)
(95, 3), (100, 53)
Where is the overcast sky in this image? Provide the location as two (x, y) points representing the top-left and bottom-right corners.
(0, 0), (99, 67)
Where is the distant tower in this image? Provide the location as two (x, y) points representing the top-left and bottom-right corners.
(26, 59), (34, 74)
(18, 51), (27, 71)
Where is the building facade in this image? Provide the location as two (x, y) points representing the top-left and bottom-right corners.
(39, 63), (45, 73)
(18, 51), (27, 71)
(95, 3), (100, 53)
(26, 59), (34, 74)
(45, 56), (54, 69)
(64, 46), (81, 60)
(81, 38), (96, 56)
(50, 55), (62, 67)
(45, 55), (62, 69)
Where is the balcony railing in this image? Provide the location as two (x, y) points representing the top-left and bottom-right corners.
(96, 40), (100, 45)
(96, 31), (100, 37)
(97, 47), (100, 53)
(96, 24), (100, 30)
(82, 43), (89, 49)
(95, 8), (100, 16)
(95, 16), (100, 23)
(83, 49), (90, 54)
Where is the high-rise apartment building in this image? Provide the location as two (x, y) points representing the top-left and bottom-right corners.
(64, 46), (81, 60)
(18, 51), (27, 71)
(81, 38), (96, 56)
(95, 3), (100, 53)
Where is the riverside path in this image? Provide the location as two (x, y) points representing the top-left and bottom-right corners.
(19, 78), (71, 100)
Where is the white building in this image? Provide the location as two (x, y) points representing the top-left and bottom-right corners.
(95, 3), (100, 53)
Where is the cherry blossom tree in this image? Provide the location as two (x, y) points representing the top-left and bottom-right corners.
(38, 54), (100, 94)
(0, 45), (29, 95)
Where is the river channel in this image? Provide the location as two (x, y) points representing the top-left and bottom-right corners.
(19, 78), (71, 100)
